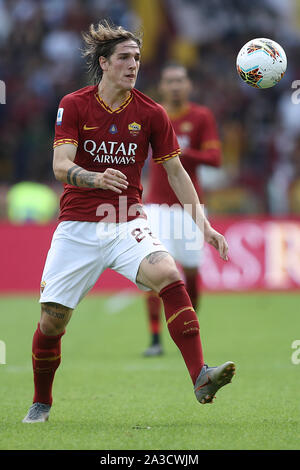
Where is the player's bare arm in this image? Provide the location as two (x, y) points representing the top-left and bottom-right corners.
(163, 156), (228, 261)
(53, 143), (128, 193)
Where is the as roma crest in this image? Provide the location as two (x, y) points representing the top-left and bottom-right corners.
(128, 122), (141, 137)
(180, 121), (193, 133)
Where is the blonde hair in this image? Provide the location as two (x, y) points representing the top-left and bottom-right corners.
(82, 20), (142, 84)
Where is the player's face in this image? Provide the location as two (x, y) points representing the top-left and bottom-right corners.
(102, 40), (141, 91)
(159, 67), (191, 105)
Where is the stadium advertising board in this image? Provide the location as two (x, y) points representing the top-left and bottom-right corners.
(1, 217), (300, 292)
(203, 218), (300, 291)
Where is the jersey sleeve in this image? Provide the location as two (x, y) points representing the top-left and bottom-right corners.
(53, 95), (79, 149)
(150, 104), (181, 164)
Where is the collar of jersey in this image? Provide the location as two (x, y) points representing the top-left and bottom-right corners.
(94, 91), (133, 114)
(165, 103), (191, 120)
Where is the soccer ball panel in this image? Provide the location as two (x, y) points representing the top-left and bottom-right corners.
(236, 38), (287, 89)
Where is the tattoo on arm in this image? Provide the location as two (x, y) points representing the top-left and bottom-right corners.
(67, 167), (83, 186)
(67, 166), (75, 185)
(84, 172), (98, 188)
(146, 251), (169, 265)
(67, 165), (98, 188)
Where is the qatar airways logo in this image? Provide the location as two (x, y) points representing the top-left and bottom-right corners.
(84, 140), (137, 164)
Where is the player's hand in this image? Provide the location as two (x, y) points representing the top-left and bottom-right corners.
(204, 225), (229, 261)
(98, 168), (129, 193)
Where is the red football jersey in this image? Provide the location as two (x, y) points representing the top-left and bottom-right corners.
(53, 85), (180, 222)
(146, 102), (221, 205)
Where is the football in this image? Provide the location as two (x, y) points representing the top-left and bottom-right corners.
(236, 38), (287, 89)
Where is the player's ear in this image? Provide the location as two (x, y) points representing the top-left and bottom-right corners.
(186, 78), (192, 93)
(158, 80), (163, 95)
(99, 56), (108, 72)
(158, 77), (166, 96)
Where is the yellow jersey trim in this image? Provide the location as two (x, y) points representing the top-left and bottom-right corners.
(153, 148), (181, 164)
(165, 104), (190, 120)
(53, 138), (78, 149)
(94, 92), (133, 114)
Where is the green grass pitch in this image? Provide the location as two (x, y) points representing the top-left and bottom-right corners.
(0, 292), (299, 450)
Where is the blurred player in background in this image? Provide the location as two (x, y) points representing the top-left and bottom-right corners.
(22, 21), (234, 423)
(143, 64), (222, 356)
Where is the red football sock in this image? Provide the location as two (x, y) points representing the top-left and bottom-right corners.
(146, 291), (162, 335)
(32, 323), (65, 405)
(185, 271), (201, 311)
(159, 280), (204, 384)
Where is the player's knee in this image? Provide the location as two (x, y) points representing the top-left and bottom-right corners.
(150, 267), (181, 292)
(40, 302), (71, 335)
(159, 268), (181, 291)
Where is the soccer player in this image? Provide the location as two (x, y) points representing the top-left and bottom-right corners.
(143, 64), (222, 356)
(22, 21), (235, 423)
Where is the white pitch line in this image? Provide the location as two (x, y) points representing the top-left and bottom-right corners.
(104, 292), (138, 314)
(4, 365), (32, 373)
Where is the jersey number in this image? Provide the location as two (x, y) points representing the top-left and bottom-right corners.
(131, 227), (159, 244)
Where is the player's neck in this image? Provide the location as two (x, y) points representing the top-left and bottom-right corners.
(163, 101), (189, 119)
(97, 80), (131, 111)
